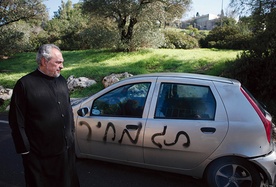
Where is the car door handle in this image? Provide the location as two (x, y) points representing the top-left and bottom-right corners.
(126, 125), (139, 130)
(201, 127), (216, 134)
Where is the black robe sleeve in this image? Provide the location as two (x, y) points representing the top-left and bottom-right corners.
(9, 80), (30, 154)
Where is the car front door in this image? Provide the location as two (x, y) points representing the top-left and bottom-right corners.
(144, 77), (229, 169)
(75, 79), (155, 163)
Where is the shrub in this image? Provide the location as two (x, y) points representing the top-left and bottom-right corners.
(161, 30), (199, 49)
(201, 25), (252, 50)
(0, 22), (36, 56)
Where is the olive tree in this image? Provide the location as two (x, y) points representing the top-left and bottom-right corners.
(0, 0), (47, 56)
(0, 0), (47, 28)
(82, 0), (191, 51)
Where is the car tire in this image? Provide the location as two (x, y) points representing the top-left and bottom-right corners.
(205, 157), (261, 187)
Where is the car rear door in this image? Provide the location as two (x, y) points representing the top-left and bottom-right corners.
(143, 77), (229, 169)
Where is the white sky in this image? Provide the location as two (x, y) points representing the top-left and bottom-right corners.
(43, 0), (232, 19)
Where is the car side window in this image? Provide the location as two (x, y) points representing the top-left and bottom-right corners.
(91, 83), (151, 118)
(155, 83), (216, 120)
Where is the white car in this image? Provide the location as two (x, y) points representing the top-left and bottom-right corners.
(72, 73), (276, 187)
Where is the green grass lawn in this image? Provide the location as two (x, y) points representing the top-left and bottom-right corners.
(0, 48), (240, 102)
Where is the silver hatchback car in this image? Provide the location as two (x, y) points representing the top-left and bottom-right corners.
(72, 73), (276, 187)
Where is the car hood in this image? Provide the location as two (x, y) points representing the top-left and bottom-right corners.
(70, 97), (88, 107)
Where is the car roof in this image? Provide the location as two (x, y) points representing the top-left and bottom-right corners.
(125, 73), (239, 85)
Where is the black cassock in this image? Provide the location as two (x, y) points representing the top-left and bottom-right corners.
(9, 69), (79, 187)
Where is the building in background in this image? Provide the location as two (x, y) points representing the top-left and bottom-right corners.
(181, 13), (221, 30)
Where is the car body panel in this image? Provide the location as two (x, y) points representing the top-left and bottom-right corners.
(210, 81), (272, 157)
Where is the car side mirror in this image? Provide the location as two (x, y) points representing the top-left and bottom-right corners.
(77, 107), (90, 117)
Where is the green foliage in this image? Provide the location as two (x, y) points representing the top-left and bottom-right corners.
(82, 0), (192, 51)
(0, 0), (47, 55)
(0, 21), (41, 56)
(199, 16), (253, 50)
(127, 21), (165, 51)
(185, 26), (209, 40)
(215, 17), (237, 27)
(200, 25), (252, 49)
(0, 25), (24, 56)
(0, 0), (47, 56)
(44, 1), (92, 50)
(161, 29), (199, 49)
(42, 1), (121, 51)
(0, 0), (47, 28)
(78, 18), (119, 49)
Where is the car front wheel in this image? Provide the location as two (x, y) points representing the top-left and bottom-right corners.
(205, 157), (261, 187)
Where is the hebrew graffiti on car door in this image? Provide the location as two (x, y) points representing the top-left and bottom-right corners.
(78, 122), (190, 148)
(151, 125), (190, 148)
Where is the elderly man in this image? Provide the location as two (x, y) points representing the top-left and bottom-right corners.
(9, 44), (79, 187)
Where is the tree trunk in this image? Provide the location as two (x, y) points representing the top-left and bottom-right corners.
(119, 17), (137, 51)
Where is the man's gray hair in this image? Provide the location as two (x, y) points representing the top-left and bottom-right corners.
(36, 44), (61, 65)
